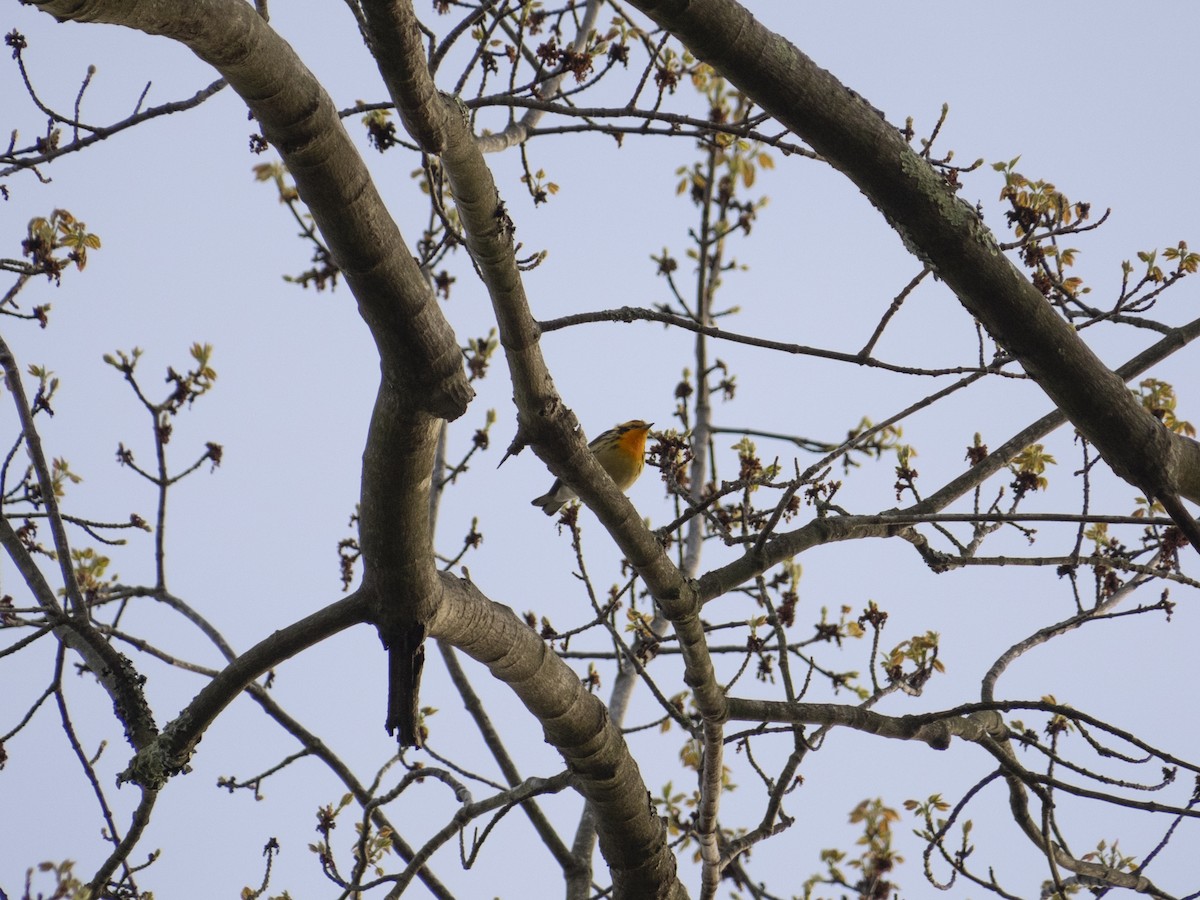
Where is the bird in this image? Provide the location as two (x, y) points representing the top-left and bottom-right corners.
(531, 420), (653, 515)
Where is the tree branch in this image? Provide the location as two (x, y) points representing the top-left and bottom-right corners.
(120, 591), (367, 788)
(432, 571), (687, 899)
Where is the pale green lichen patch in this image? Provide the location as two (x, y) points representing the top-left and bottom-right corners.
(119, 719), (196, 790)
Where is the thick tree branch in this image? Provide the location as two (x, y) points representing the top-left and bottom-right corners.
(358, 3), (687, 895)
(432, 571), (686, 899)
(31, 0), (473, 749)
(358, 389), (442, 746)
(32, 0), (471, 420)
(625, 0), (1200, 522)
(111, 591), (454, 896)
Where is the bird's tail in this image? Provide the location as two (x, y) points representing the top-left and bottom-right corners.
(530, 492), (563, 515)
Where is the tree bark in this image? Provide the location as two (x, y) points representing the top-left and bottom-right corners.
(433, 573), (688, 899)
(32, 0), (476, 746)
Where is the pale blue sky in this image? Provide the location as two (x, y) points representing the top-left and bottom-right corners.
(3, 3), (1199, 896)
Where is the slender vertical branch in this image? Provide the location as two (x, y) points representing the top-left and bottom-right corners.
(0, 333), (82, 612)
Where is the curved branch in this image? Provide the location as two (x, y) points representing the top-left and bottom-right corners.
(539, 304), (1006, 377)
(468, 95), (818, 159)
(387, 771), (573, 897)
(432, 571), (687, 899)
(981, 569), (1153, 702)
(981, 736), (1176, 897)
(109, 603), (457, 897)
(436, 640), (581, 875)
(32, 0), (471, 421)
(120, 591), (368, 788)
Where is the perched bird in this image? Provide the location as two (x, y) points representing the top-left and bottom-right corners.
(531, 419), (653, 515)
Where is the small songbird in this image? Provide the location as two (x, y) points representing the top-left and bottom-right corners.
(531, 419), (653, 515)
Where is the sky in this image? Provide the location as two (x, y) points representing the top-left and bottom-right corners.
(3, 2), (1200, 898)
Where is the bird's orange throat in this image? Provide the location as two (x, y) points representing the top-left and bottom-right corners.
(618, 427), (650, 455)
